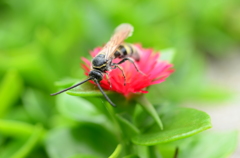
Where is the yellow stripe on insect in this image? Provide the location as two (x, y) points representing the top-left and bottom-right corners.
(92, 64), (107, 68)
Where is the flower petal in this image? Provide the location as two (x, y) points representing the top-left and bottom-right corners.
(81, 44), (174, 98)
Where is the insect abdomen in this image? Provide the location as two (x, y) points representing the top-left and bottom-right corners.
(114, 44), (140, 61)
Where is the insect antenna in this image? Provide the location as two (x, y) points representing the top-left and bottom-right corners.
(50, 77), (93, 96)
(93, 78), (116, 107)
(173, 147), (179, 158)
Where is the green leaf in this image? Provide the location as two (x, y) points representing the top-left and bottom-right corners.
(0, 70), (23, 117)
(3, 106), (32, 122)
(45, 124), (118, 158)
(196, 85), (233, 102)
(158, 131), (238, 158)
(0, 124), (44, 158)
(56, 93), (109, 125)
(22, 89), (52, 125)
(116, 114), (140, 138)
(67, 81), (114, 97)
(136, 95), (163, 130)
(132, 108), (211, 145)
(54, 78), (80, 88)
(159, 48), (175, 63)
(1, 47), (57, 92)
(11, 124), (44, 158)
(0, 139), (26, 158)
(70, 155), (101, 158)
(0, 119), (34, 137)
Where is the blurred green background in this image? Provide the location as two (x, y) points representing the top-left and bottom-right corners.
(0, 0), (239, 157)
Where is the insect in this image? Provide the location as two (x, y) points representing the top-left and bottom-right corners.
(51, 23), (143, 107)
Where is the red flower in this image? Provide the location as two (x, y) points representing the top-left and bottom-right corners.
(81, 44), (174, 98)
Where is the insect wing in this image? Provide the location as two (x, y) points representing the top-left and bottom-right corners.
(103, 23), (134, 60)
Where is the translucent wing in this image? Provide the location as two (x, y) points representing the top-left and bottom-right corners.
(102, 23), (134, 60)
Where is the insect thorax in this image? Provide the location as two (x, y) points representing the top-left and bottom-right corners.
(92, 54), (108, 70)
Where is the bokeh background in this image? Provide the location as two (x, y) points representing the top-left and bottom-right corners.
(0, 0), (239, 157)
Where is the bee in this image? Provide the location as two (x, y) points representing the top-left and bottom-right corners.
(51, 23), (143, 107)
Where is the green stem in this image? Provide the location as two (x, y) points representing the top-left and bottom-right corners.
(148, 146), (162, 158)
(105, 102), (122, 136)
(136, 95), (163, 130)
(109, 144), (122, 158)
(106, 102), (137, 156)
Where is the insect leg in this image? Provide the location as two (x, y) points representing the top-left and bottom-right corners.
(117, 57), (145, 76)
(115, 65), (126, 85)
(105, 73), (112, 89)
(110, 63), (126, 86)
